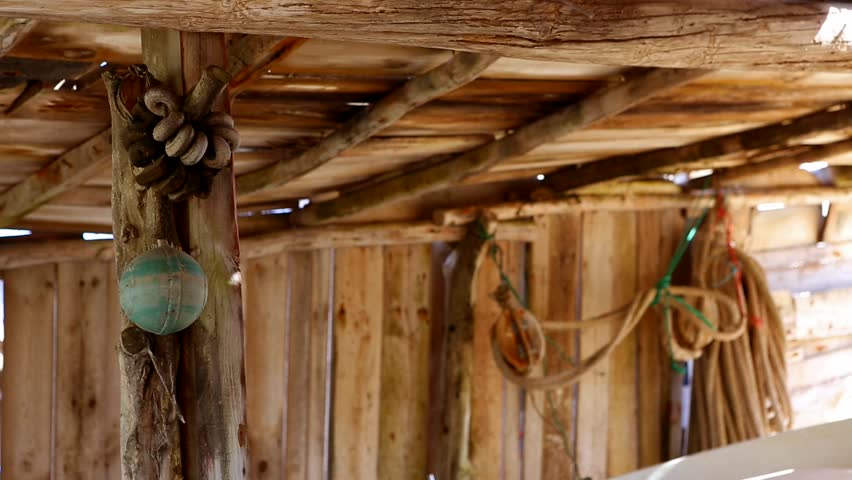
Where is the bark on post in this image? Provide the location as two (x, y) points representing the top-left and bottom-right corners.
(430, 216), (493, 479)
(104, 67), (184, 480)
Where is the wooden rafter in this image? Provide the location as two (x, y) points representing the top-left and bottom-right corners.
(543, 104), (852, 193)
(707, 139), (852, 187)
(0, 130), (110, 228)
(0, 220), (534, 269)
(0, 2), (848, 70)
(0, 17), (33, 57)
(434, 186), (852, 226)
(226, 35), (305, 96)
(292, 67), (708, 225)
(236, 51), (499, 195)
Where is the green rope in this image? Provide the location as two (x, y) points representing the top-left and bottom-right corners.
(651, 206), (719, 373)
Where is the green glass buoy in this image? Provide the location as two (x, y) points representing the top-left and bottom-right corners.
(119, 241), (208, 335)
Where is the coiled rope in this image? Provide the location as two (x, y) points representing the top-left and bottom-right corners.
(687, 201), (792, 452)
(487, 209), (747, 391)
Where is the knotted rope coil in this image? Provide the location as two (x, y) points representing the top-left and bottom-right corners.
(125, 66), (239, 201)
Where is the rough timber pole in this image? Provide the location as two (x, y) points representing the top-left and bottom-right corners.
(141, 30), (248, 480)
(106, 29), (249, 480)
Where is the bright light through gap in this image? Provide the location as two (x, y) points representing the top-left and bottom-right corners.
(800, 160), (828, 172)
(53, 78), (67, 91)
(0, 229), (31, 238)
(99, 61), (108, 68)
(298, 198), (311, 209)
(757, 202), (785, 212)
(688, 168), (714, 179)
(260, 208), (293, 215)
(83, 232), (114, 241)
(536, 174), (545, 181)
(822, 200), (831, 217)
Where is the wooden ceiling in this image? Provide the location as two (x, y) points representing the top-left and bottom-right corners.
(2, 18), (852, 233)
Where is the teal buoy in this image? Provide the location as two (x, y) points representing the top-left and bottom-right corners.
(119, 241), (208, 335)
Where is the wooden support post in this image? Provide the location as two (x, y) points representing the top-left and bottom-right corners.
(142, 30), (248, 479)
(104, 55), (183, 480)
(107, 29), (246, 479)
(430, 217), (493, 479)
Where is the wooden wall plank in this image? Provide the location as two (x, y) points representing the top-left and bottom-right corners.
(378, 244), (432, 479)
(471, 241), (505, 479)
(332, 246), (384, 479)
(2, 264), (56, 480)
(285, 252), (313, 479)
(636, 210), (682, 468)
(54, 261), (114, 480)
(306, 250), (332, 480)
(750, 205), (821, 251)
(823, 203), (852, 243)
(243, 253), (289, 479)
(605, 212), (639, 477)
(528, 213), (581, 479)
(285, 250), (333, 480)
(500, 243), (524, 480)
(471, 241), (524, 479)
(105, 264), (122, 480)
(577, 211), (636, 480)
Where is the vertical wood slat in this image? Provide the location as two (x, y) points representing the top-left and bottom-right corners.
(605, 212), (639, 477)
(55, 262), (118, 480)
(105, 265), (122, 480)
(500, 243), (524, 480)
(576, 211), (637, 480)
(332, 247), (384, 479)
(285, 253), (312, 478)
(285, 249), (333, 480)
(637, 210), (683, 467)
(471, 241), (524, 479)
(528, 214), (581, 480)
(2, 264), (56, 480)
(378, 244), (432, 479)
(243, 253), (289, 479)
(307, 250), (332, 480)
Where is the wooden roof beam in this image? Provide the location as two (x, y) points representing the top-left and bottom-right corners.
(0, 2), (848, 70)
(292, 67), (708, 225)
(693, 139), (852, 188)
(236, 51), (498, 195)
(543, 104), (852, 193)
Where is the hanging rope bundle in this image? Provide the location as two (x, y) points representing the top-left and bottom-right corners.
(687, 201), (793, 452)
(125, 65), (240, 201)
(486, 210), (747, 391)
